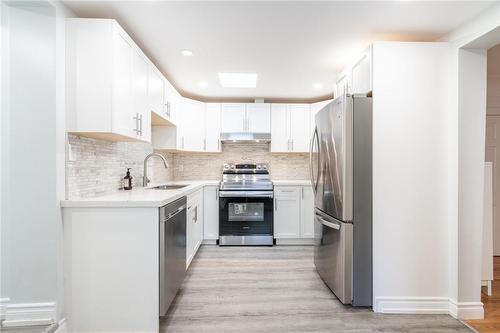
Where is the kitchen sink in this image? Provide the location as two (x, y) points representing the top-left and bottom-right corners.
(149, 184), (189, 190)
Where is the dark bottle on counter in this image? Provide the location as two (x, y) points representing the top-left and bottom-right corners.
(122, 168), (133, 190)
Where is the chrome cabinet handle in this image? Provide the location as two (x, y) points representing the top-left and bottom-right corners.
(194, 206), (198, 222)
(291, 139), (294, 151)
(139, 114), (143, 136)
(275, 199), (277, 211)
(215, 188), (218, 201)
(301, 187), (304, 199)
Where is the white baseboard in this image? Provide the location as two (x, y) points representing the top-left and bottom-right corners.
(53, 318), (68, 333)
(374, 297), (484, 320)
(1, 302), (56, 327)
(374, 297), (450, 314)
(0, 298), (10, 321)
(449, 299), (484, 320)
(275, 238), (315, 245)
(202, 239), (217, 245)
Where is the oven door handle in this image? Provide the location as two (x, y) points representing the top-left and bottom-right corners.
(219, 191), (274, 198)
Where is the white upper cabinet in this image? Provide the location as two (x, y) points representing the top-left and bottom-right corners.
(220, 103), (271, 134)
(180, 98), (206, 152)
(270, 104), (310, 152)
(132, 50), (151, 142)
(66, 19), (151, 142)
(271, 104), (289, 152)
(111, 30), (134, 138)
(205, 103), (221, 152)
(221, 103), (246, 133)
(335, 45), (372, 97)
(164, 82), (177, 123)
(351, 46), (372, 95)
(289, 104), (310, 152)
(246, 103), (271, 133)
(148, 68), (164, 117)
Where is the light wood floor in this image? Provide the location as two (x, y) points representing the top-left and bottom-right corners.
(161, 245), (471, 333)
(467, 256), (500, 333)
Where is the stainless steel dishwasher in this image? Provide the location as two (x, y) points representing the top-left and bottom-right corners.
(159, 196), (187, 316)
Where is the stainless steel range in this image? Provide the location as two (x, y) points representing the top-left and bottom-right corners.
(219, 163), (274, 246)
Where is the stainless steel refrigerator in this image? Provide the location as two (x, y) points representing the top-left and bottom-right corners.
(310, 93), (372, 307)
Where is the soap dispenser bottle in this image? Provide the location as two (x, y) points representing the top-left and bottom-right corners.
(122, 168), (133, 190)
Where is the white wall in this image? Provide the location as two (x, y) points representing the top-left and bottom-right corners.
(372, 42), (452, 313)
(0, 0), (74, 326)
(457, 49), (487, 308)
(440, 1), (498, 320)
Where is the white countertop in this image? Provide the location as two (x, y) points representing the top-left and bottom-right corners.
(61, 179), (311, 208)
(61, 180), (219, 208)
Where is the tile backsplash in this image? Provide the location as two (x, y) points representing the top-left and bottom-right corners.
(67, 136), (309, 199)
(67, 134), (173, 199)
(161, 143), (309, 181)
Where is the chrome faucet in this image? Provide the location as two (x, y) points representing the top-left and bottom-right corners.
(143, 153), (169, 187)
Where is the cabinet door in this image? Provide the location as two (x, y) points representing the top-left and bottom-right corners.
(221, 103), (246, 133)
(335, 73), (350, 97)
(180, 98), (206, 151)
(203, 186), (219, 240)
(300, 186), (315, 238)
(246, 103), (270, 133)
(196, 195), (204, 248)
(274, 187), (301, 238)
(132, 51), (151, 142)
(186, 204), (194, 268)
(112, 32), (134, 137)
(164, 83), (176, 121)
(289, 104), (310, 152)
(148, 68), (164, 116)
(351, 47), (372, 94)
(205, 103), (221, 152)
(270, 104), (289, 152)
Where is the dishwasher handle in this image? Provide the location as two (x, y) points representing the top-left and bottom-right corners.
(164, 204), (186, 222)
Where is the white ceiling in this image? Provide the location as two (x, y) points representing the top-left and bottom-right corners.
(63, 1), (493, 102)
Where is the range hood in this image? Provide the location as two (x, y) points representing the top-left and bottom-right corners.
(220, 132), (271, 143)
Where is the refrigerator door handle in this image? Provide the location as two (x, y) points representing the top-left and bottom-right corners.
(309, 128), (320, 194)
(315, 215), (341, 230)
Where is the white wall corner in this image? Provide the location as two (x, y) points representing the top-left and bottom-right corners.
(449, 299), (484, 320)
(1, 302), (56, 328)
(0, 298), (10, 321)
(374, 297), (450, 314)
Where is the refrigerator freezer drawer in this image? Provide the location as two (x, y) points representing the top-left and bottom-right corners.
(314, 211), (353, 304)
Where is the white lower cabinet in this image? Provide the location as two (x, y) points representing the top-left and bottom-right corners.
(203, 186), (219, 243)
(274, 185), (314, 243)
(187, 189), (203, 268)
(300, 186), (315, 238)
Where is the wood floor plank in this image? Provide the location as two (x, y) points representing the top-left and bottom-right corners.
(467, 256), (500, 332)
(161, 245), (471, 333)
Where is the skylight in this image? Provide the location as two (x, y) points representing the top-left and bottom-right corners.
(218, 73), (257, 88)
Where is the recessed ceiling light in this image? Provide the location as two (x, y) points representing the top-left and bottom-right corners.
(180, 49), (193, 56)
(313, 83), (323, 90)
(218, 73), (257, 88)
(198, 81), (208, 88)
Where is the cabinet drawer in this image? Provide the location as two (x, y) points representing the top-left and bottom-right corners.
(274, 186), (300, 197)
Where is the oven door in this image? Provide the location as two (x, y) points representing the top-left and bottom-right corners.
(219, 191), (273, 238)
